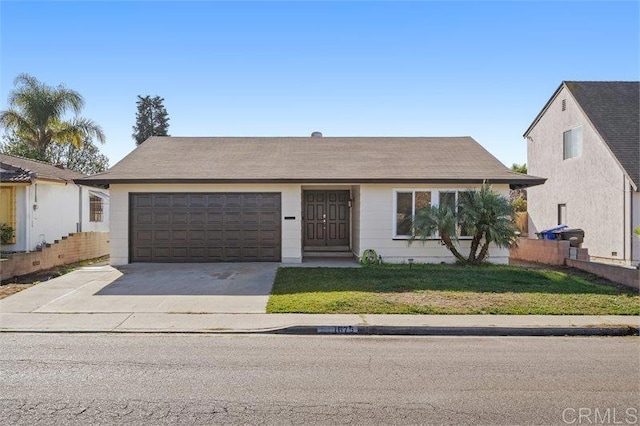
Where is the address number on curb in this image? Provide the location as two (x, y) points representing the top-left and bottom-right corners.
(317, 326), (359, 334)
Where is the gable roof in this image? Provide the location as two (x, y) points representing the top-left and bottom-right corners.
(76, 136), (544, 189)
(0, 154), (84, 183)
(525, 81), (639, 189)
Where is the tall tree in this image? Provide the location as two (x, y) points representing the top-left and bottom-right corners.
(132, 95), (170, 145)
(510, 163), (528, 212)
(1, 133), (109, 175)
(0, 74), (105, 157)
(511, 163), (527, 174)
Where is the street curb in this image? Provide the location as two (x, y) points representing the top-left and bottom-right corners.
(0, 325), (638, 336)
(268, 325), (640, 337)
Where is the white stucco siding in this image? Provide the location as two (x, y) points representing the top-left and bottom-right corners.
(527, 86), (631, 261)
(80, 187), (110, 233)
(29, 182), (81, 250)
(108, 183), (303, 265)
(357, 184), (510, 264)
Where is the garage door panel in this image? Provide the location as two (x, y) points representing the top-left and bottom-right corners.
(171, 194), (189, 207)
(154, 212), (171, 224)
(171, 212), (188, 224)
(189, 212), (205, 224)
(260, 211), (279, 225)
(136, 212), (153, 225)
(207, 212), (223, 224)
(224, 247), (241, 259)
(130, 192), (281, 262)
(153, 195), (171, 208)
(259, 247), (278, 260)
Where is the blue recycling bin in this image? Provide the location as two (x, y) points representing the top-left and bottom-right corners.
(538, 224), (568, 240)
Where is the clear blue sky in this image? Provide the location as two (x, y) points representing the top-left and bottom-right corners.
(1, 1), (638, 169)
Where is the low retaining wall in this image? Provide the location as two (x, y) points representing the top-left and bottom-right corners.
(510, 238), (570, 265)
(1, 232), (109, 281)
(566, 259), (639, 291)
(510, 238), (589, 265)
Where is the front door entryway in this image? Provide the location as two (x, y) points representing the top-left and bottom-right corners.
(303, 190), (350, 250)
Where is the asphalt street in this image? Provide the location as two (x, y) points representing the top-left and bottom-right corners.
(1, 334), (638, 425)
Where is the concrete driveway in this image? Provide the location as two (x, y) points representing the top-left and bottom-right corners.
(0, 263), (278, 314)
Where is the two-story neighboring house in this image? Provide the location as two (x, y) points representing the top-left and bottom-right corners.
(524, 81), (639, 266)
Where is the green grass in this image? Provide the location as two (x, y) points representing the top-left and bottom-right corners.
(266, 264), (640, 315)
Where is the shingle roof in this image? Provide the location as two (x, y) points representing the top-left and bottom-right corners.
(565, 81), (639, 189)
(0, 170), (33, 183)
(77, 136), (544, 188)
(0, 154), (84, 183)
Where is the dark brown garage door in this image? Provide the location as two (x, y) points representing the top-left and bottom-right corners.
(130, 193), (281, 262)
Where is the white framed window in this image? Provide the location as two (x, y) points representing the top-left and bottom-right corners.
(90, 195), (104, 222)
(563, 126), (582, 160)
(393, 189), (473, 239)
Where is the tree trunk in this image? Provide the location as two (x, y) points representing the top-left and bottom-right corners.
(476, 240), (491, 263)
(467, 231), (483, 263)
(440, 233), (466, 263)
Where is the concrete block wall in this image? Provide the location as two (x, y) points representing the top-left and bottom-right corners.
(566, 259), (639, 291)
(0, 232), (109, 281)
(509, 238), (571, 266)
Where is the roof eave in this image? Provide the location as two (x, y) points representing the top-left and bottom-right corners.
(523, 81), (566, 138)
(75, 177), (548, 188)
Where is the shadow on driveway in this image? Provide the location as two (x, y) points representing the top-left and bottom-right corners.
(95, 263), (278, 296)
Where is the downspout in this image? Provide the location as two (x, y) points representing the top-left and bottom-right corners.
(630, 182), (634, 263)
(623, 173), (626, 261)
(78, 185), (83, 232)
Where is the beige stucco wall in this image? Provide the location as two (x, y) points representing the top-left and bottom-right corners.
(527, 85), (636, 263)
(351, 185), (361, 258)
(109, 182), (513, 265)
(357, 183), (511, 264)
(109, 183), (303, 265)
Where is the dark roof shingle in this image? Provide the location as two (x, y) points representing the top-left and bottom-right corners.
(0, 154), (84, 183)
(565, 81), (639, 189)
(78, 136), (544, 188)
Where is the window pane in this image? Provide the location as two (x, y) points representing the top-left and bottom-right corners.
(573, 127), (582, 157)
(415, 191), (431, 210)
(458, 191), (473, 236)
(439, 192), (455, 213)
(563, 127), (582, 160)
(90, 196), (103, 222)
(396, 192), (412, 236)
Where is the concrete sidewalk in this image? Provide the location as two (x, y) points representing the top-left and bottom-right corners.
(1, 312), (638, 336)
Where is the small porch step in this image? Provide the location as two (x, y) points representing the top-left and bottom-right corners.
(303, 251), (355, 258)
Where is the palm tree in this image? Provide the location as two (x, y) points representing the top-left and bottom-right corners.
(412, 183), (519, 265)
(459, 184), (519, 263)
(412, 202), (466, 263)
(0, 74), (105, 159)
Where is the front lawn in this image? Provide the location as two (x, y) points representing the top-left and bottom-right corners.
(266, 264), (640, 315)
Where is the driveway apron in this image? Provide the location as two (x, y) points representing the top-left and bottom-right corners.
(0, 263), (278, 314)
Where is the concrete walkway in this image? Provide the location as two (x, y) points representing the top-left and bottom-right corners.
(0, 265), (638, 335)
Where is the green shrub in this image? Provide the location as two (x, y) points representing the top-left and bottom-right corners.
(0, 223), (15, 245)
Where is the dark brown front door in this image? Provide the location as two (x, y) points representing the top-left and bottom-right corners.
(303, 190), (349, 248)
